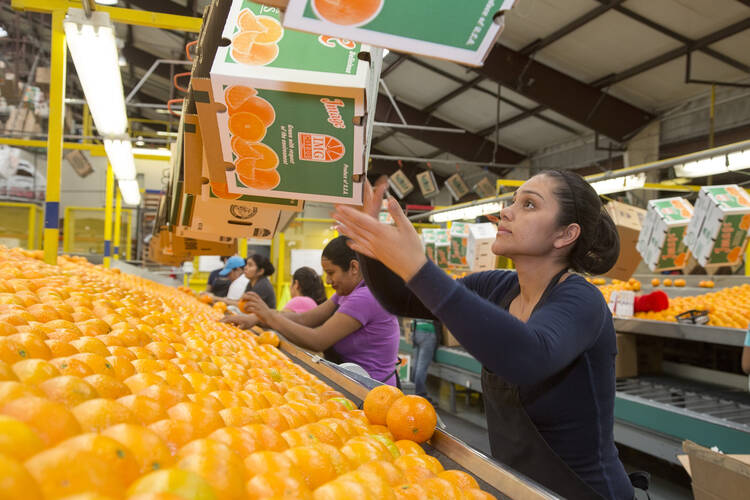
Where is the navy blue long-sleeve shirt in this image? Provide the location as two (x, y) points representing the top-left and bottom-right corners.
(360, 257), (633, 500)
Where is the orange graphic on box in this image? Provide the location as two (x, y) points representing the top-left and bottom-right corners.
(212, 84), (281, 198)
(312, 0), (384, 26)
(298, 132), (345, 162)
(230, 9), (284, 66)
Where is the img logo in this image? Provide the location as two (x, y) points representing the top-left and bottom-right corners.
(298, 133), (345, 163)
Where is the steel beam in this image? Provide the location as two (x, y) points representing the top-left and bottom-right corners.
(422, 74), (486, 114)
(592, 17), (750, 88)
(597, 0), (750, 74)
(477, 105), (548, 138)
(375, 94), (525, 165)
(405, 56), (579, 135)
(381, 54), (406, 78)
(520, 0), (626, 56)
(478, 44), (654, 142)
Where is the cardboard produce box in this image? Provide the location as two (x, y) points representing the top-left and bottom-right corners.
(466, 222), (496, 271)
(434, 228), (450, 269)
(441, 325), (461, 348)
(449, 222), (469, 267)
(604, 201), (646, 280)
(388, 169), (414, 199)
(685, 185), (750, 268)
(421, 228), (436, 262)
(206, 1), (371, 205)
(636, 197), (693, 272)
(445, 173), (470, 201)
(282, 0), (517, 67)
(416, 170), (439, 198)
(680, 440), (750, 500)
(473, 177), (496, 199)
(615, 333), (637, 378)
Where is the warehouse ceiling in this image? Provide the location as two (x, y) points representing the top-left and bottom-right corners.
(1, 0), (750, 203)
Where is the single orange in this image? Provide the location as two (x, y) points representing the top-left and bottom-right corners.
(0, 380), (43, 406)
(207, 426), (261, 458)
(45, 338), (77, 357)
(1, 332), (52, 362)
(363, 385), (404, 425)
(167, 401), (224, 438)
(11, 358), (60, 385)
(386, 395), (436, 443)
(38, 375), (99, 408)
(241, 423), (289, 452)
(84, 373), (130, 399)
(176, 438), (246, 500)
(57, 432), (140, 487)
(393, 483), (428, 500)
(188, 392), (225, 412)
(400, 465), (435, 484)
(50, 356), (95, 377)
(70, 352), (116, 377)
(394, 440), (425, 456)
(117, 394), (169, 424)
(220, 406), (263, 427)
(148, 419), (197, 456)
(106, 355), (136, 381)
(126, 468), (216, 500)
(421, 476), (463, 500)
(139, 383), (187, 410)
(438, 469), (480, 490)
(394, 454), (444, 475)
(0, 414), (45, 460)
(284, 445), (338, 489)
(72, 398), (137, 432)
(0, 453), (43, 500)
(101, 423), (174, 475)
(71, 336), (111, 356)
(245, 471), (309, 500)
(0, 395), (81, 446)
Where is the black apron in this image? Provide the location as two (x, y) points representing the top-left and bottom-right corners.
(481, 268), (605, 499)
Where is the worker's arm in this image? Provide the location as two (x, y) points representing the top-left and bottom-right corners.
(244, 292), (360, 351)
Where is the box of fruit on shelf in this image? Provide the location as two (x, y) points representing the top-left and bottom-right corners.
(203, 1), (372, 205)
(637, 197), (693, 272)
(281, 0), (517, 67)
(685, 185), (750, 268)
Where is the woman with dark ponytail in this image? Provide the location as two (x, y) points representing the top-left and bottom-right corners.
(332, 171), (635, 499)
(283, 266), (327, 313)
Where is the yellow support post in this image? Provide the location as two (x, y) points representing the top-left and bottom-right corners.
(239, 238), (248, 258)
(103, 163), (114, 268)
(113, 188), (122, 260)
(275, 232), (285, 300)
(126, 211), (133, 261)
(27, 205), (36, 250)
(82, 103), (92, 143)
(43, 9), (67, 265)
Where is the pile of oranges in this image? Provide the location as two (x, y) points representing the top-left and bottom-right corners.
(593, 276), (750, 329)
(0, 247), (495, 499)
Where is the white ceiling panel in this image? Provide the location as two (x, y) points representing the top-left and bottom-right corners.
(624, 0), (749, 40)
(376, 133), (440, 158)
(535, 10), (682, 83)
(383, 61), (466, 109)
(409, 56), (475, 82)
(709, 32), (750, 68)
(502, 0), (599, 51)
(475, 82), (540, 110)
(611, 51), (748, 110)
(433, 89), (522, 134)
(537, 109), (589, 135)
(494, 116), (580, 153)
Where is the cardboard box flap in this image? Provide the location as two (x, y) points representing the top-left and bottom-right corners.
(606, 200), (645, 231)
(682, 440), (750, 500)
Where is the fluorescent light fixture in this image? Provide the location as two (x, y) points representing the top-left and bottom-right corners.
(95, 0), (119, 5)
(382, 48), (390, 57)
(430, 201), (503, 223)
(590, 173), (646, 195)
(133, 148), (172, 158)
(118, 179), (141, 206)
(0, 26), (8, 38)
(104, 139), (136, 180)
(64, 9), (127, 138)
(156, 131), (179, 137)
(727, 149), (750, 171)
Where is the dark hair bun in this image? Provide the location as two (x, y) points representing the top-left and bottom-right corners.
(569, 208), (620, 275)
(250, 254), (275, 277)
(542, 169), (621, 275)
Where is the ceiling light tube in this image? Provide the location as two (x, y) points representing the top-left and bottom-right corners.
(429, 201), (503, 223)
(64, 10), (128, 138)
(590, 173), (646, 195)
(118, 179), (141, 206)
(104, 138), (136, 180)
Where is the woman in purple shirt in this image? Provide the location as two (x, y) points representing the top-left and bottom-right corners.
(225, 236), (401, 385)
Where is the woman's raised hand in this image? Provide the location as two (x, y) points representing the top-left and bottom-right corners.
(333, 195), (427, 282)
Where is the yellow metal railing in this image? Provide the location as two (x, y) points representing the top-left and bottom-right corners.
(63, 206), (132, 260)
(0, 202), (43, 249)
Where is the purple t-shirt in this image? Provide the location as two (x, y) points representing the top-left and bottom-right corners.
(331, 281), (400, 385)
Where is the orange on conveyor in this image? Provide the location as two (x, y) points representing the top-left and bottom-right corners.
(0, 246), (494, 499)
